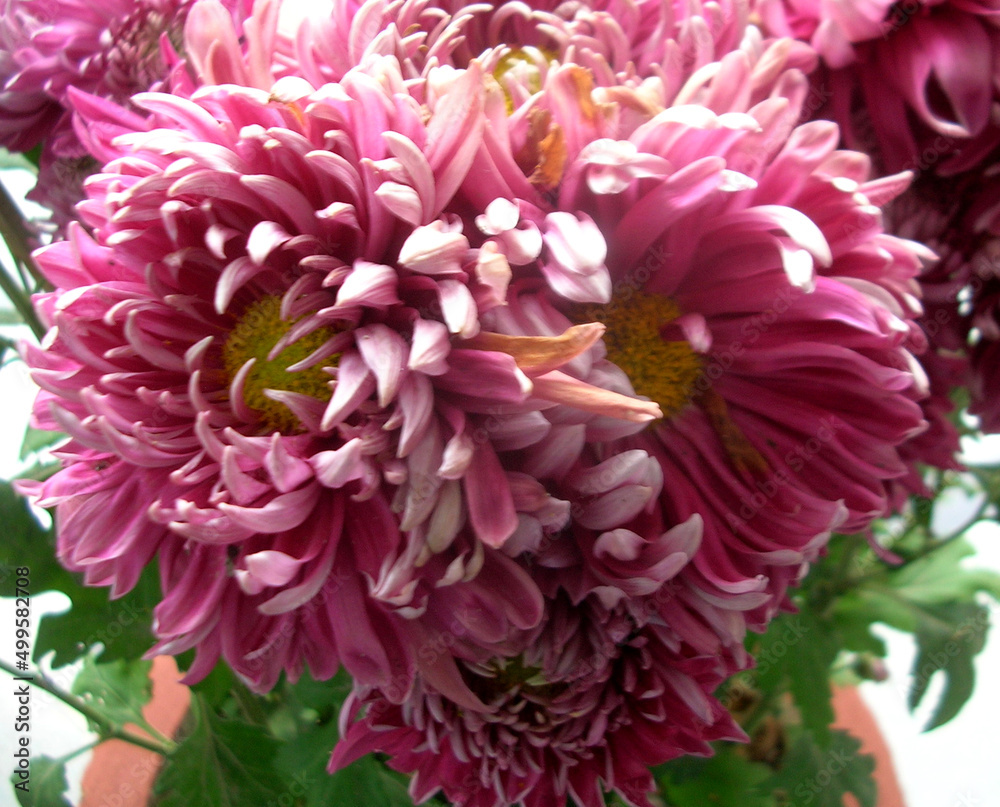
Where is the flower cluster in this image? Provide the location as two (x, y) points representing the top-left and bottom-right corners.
(752, 0), (1000, 434)
(6, 0), (992, 804)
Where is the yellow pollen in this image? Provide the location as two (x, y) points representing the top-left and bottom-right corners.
(222, 296), (338, 434)
(576, 291), (702, 419)
(493, 47), (552, 114)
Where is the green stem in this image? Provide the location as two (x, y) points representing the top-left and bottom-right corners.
(0, 178), (46, 288)
(0, 262), (44, 340)
(0, 178), (47, 340)
(56, 739), (101, 766)
(0, 659), (176, 756)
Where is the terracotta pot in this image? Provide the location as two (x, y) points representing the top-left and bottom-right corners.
(79, 656), (190, 807)
(832, 685), (906, 807)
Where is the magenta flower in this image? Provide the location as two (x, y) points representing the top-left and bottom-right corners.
(754, 0), (1000, 172)
(969, 258), (1000, 431)
(271, 0), (931, 625)
(280, 0), (806, 91)
(404, 34), (925, 626)
(0, 0), (207, 152)
(17, 54), (665, 691)
(332, 588), (744, 807)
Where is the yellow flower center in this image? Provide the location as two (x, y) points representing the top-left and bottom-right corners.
(576, 291), (702, 419)
(493, 47), (549, 113)
(222, 296), (338, 434)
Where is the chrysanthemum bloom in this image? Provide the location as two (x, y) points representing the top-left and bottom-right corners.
(17, 44), (675, 693)
(970, 298), (1000, 432)
(332, 584), (745, 807)
(0, 0), (249, 226)
(280, 0), (819, 92)
(341, 18), (925, 629)
(0, 0), (210, 151)
(331, 447), (755, 807)
(967, 235), (1000, 432)
(881, 153), (1000, 440)
(752, 0), (1000, 173)
(279, 0), (930, 624)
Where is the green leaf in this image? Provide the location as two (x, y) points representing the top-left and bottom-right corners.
(273, 669), (418, 807)
(184, 657), (236, 712)
(278, 725), (413, 807)
(35, 563), (161, 668)
(753, 609), (838, 747)
(657, 745), (774, 807)
(829, 533), (999, 730)
(908, 601), (988, 730)
(0, 481), (63, 598)
(0, 149), (36, 172)
(10, 755), (72, 807)
(761, 730), (876, 807)
(71, 656), (154, 733)
(287, 668), (353, 714)
(19, 428), (66, 461)
(890, 538), (1000, 604)
(153, 695), (287, 807)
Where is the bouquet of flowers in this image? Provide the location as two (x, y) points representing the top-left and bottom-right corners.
(1, 1), (999, 805)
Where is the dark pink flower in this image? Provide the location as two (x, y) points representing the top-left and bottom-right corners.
(440, 50), (927, 627)
(19, 58), (648, 691)
(0, 0), (204, 153)
(754, 0), (1000, 173)
(332, 589), (744, 807)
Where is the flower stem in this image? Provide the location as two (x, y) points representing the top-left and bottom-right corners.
(0, 177), (47, 340)
(0, 263), (44, 340)
(0, 658), (176, 756)
(0, 178), (45, 285)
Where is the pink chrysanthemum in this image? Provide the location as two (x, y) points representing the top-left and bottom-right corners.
(332, 587), (744, 807)
(882, 151), (1000, 439)
(17, 52), (668, 691)
(969, 253), (1000, 431)
(0, 0), (253, 228)
(753, 0), (1000, 173)
(0, 0), (206, 151)
(239, 0), (931, 641)
(280, 0), (781, 90)
(336, 9), (927, 626)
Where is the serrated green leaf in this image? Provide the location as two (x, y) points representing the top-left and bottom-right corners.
(71, 657), (154, 733)
(184, 657), (236, 711)
(829, 595), (888, 657)
(153, 695), (287, 807)
(657, 745), (774, 807)
(761, 730), (876, 807)
(891, 538), (1000, 604)
(19, 428), (66, 461)
(754, 610), (837, 747)
(34, 563), (160, 667)
(273, 669), (418, 807)
(10, 755), (72, 807)
(0, 481), (64, 598)
(908, 601), (988, 730)
(280, 733), (414, 807)
(288, 668), (353, 714)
